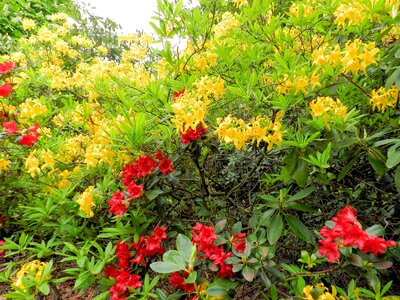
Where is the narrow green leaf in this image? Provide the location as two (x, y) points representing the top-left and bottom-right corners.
(386, 149), (400, 168)
(267, 214), (283, 245)
(287, 187), (315, 202)
(285, 215), (314, 243)
(206, 286), (227, 296)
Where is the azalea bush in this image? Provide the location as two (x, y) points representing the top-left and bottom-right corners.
(0, 0), (399, 299)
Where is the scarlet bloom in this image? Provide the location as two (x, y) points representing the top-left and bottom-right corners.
(2, 120), (18, 134)
(126, 181), (144, 199)
(109, 269), (142, 300)
(231, 233), (247, 253)
(116, 241), (131, 269)
(130, 227), (167, 266)
(192, 223), (217, 246)
(19, 134), (38, 146)
(180, 123), (207, 144)
(108, 191), (128, 216)
(158, 158), (174, 175)
(318, 239), (340, 263)
(0, 83), (12, 98)
(0, 61), (16, 74)
(173, 89), (185, 100)
(0, 240), (5, 257)
(361, 236), (397, 256)
(169, 272), (195, 292)
(155, 149), (164, 160)
(332, 206), (358, 225)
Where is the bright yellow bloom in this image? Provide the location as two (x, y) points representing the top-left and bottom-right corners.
(14, 260), (50, 290)
(21, 18), (36, 31)
(232, 0), (248, 8)
(0, 156), (11, 171)
(25, 151), (41, 178)
(41, 150), (55, 170)
(303, 283), (345, 300)
(370, 86), (399, 112)
(19, 98), (48, 120)
(76, 186), (96, 218)
(213, 12), (240, 39)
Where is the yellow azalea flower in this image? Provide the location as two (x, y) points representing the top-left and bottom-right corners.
(21, 18), (36, 31)
(213, 12), (240, 39)
(14, 260), (50, 290)
(76, 186), (96, 218)
(0, 156), (11, 171)
(25, 151), (41, 178)
(19, 98), (48, 120)
(370, 86), (399, 112)
(232, 0), (248, 8)
(41, 150), (55, 170)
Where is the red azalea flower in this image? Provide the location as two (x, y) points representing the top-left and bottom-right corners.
(126, 181), (144, 199)
(180, 123), (207, 144)
(231, 233), (247, 253)
(342, 225), (368, 249)
(108, 191), (128, 216)
(217, 261), (233, 278)
(116, 241), (131, 269)
(153, 226), (167, 239)
(155, 150), (164, 160)
(0, 61), (16, 74)
(361, 235), (397, 256)
(104, 264), (120, 279)
(169, 272), (195, 292)
(0, 83), (12, 98)
(318, 239), (340, 263)
(192, 223), (217, 245)
(173, 89), (185, 101)
(0, 240), (6, 257)
(332, 205), (358, 226)
(158, 158), (174, 175)
(2, 120), (18, 134)
(19, 134), (38, 146)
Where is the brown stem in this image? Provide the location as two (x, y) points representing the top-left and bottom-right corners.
(284, 266), (340, 280)
(341, 73), (371, 98)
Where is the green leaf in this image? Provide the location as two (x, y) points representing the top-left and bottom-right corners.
(368, 148), (387, 176)
(351, 254), (363, 267)
(155, 289), (168, 300)
(38, 283), (50, 295)
(145, 189), (163, 200)
(365, 224), (384, 237)
(260, 271), (271, 288)
(242, 266), (255, 282)
(176, 234), (193, 262)
(150, 261), (184, 273)
(293, 158), (309, 187)
(206, 286), (227, 296)
(267, 214), (283, 245)
(338, 155), (359, 181)
(373, 261), (393, 270)
(395, 166), (400, 191)
(386, 149), (400, 168)
(185, 271), (197, 284)
(287, 187), (314, 202)
(259, 209), (276, 226)
(93, 291), (110, 300)
(285, 215), (314, 243)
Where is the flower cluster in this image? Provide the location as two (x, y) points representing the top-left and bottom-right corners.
(2, 121), (41, 147)
(13, 260), (50, 290)
(104, 226), (167, 300)
(191, 223), (234, 278)
(309, 96), (348, 128)
(213, 12), (240, 39)
(369, 86), (399, 112)
(108, 151), (174, 216)
(318, 206), (397, 263)
(303, 283), (342, 300)
(171, 77), (224, 135)
(180, 122), (208, 144)
(76, 186), (96, 218)
(215, 115), (282, 150)
(312, 39), (379, 75)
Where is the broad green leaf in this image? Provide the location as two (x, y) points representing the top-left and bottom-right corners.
(150, 261), (184, 273)
(338, 155), (359, 181)
(395, 166), (400, 191)
(386, 149), (400, 168)
(365, 224), (384, 237)
(206, 286), (227, 296)
(242, 266), (255, 282)
(267, 214), (283, 245)
(285, 215), (314, 243)
(176, 234), (193, 262)
(293, 158), (309, 187)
